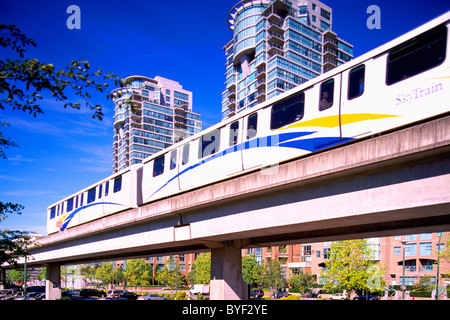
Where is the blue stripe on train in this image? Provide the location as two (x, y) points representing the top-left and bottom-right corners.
(146, 131), (353, 201)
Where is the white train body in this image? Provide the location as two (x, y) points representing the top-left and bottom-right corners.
(47, 166), (141, 234)
(48, 12), (449, 234)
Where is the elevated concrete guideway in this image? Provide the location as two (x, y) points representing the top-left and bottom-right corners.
(24, 115), (450, 299)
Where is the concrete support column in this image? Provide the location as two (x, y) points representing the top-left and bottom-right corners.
(210, 240), (248, 300)
(0, 268), (6, 290)
(45, 263), (61, 300)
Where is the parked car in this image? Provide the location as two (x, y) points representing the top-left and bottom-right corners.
(274, 290), (289, 299)
(80, 288), (106, 298)
(353, 295), (377, 300)
(0, 289), (20, 300)
(190, 284), (210, 295)
(107, 289), (124, 298)
(328, 293), (348, 300)
(137, 293), (168, 300)
(68, 289), (81, 297)
(13, 292), (45, 300)
(250, 289), (264, 298)
(119, 291), (139, 300)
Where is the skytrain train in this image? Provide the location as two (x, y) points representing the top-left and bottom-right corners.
(47, 12), (449, 234)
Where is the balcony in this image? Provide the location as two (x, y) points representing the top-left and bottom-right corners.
(268, 32), (284, 46)
(267, 42), (284, 56)
(268, 20), (284, 34)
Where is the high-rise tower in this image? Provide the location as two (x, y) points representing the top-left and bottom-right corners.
(111, 75), (202, 173)
(222, 0), (353, 120)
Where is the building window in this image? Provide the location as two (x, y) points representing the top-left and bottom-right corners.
(302, 245), (311, 256)
(404, 243), (417, 257)
(323, 248), (331, 259)
(419, 242), (432, 256)
(170, 150), (177, 170)
(405, 234), (417, 241)
(87, 187), (96, 204)
(153, 154), (165, 177)
(271, 92), (305, 129)
(348, 64), (365, 100)
(114, 175), (122, 193)
(320, 8), (331, 20)
(182, 143), (190, 165)
(386, 25), (447, 85)
(66, 198), (74, 213)
(229, 121), (239, 146)
(319, 79), (334, 111)
(419, 233), (432, 240)
(394, 247), (401, 255)
(247, 113), (258, 139)
(198, 129), (220, 158)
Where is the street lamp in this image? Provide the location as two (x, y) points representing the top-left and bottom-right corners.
(401, 240), (407, 300)
(435, 233), (443, 300)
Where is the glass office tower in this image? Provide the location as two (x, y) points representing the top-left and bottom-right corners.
(111, 75), (202, 173)
(222, 0), (353, 120)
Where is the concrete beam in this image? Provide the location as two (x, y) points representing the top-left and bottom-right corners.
(23, 116), (450, 267)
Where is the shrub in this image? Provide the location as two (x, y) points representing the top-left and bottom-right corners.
(197, 294), (203, 300)
(176, 292), (187, 300)
(281, 295), (300, 300)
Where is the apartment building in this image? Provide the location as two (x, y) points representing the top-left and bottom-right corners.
(222, 0), (353, 120)
(246, 233), (449, 289)
(111, 75), (202, 173)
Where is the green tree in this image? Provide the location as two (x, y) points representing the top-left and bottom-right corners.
(263, 259), (285, 296)
(123, 259), (152, 291)
(79, 264), (94, 288)
(0, 24), (125, 122)
(289, 271), (315, 295)
(37, 267), (46, 282)
(112, 264), (125, 287)
(188, 253), (211, 284)
(321, 239), (385, 294)
(0, 202), (31, 267)
(7, 269), (24, 284)
(155, 257), (183, 294)
(242, 254), (264, 288)
(0, 24), (127, 268)
(95, 262), (114, 289)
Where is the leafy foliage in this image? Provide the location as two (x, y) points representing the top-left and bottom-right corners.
(0, 201), (32, 267)
(321, 239), (385, 293)
(0, 24), (126, 121)
(188, 252), (211, 284)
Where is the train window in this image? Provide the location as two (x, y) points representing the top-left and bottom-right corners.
(348, 65), (365, 100)
(80, 193), (84, 206)
(271, 92), (305, 129)
(386, 25), (447, 85)
(170, 150), (177, 170)
(87, 187), (96, 204)
(247, 113), (258, 139)
(319, 80), (334, 111)
(105, 181), (109, 197)
(199, 129), (220, 158)
(66, 198), (74, 212)
(229, 121), (239, 146)
(50, 206), (56, 219)
(114, 175), (122, 193)
(75, 195), (78, 209)
(182, 143), (190, 165)
(98, 184), (103, 199)
(153, 154), (165, 177)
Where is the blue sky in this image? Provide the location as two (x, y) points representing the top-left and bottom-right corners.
(1, 0), (449, 235)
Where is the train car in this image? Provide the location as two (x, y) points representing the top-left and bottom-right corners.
(47, 12), (449, 233)
(141, 12), (449, 204)
(47, 165), (142, 234)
